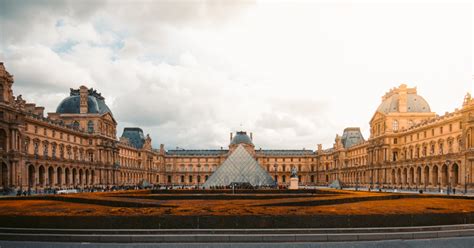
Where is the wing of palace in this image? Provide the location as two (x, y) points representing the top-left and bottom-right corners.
(1, 62), (474, 192)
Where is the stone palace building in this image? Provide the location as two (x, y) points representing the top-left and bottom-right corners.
(0, 62), (474, 192)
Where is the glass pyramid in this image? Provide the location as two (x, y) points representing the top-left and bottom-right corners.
(202, 145), (275, 188)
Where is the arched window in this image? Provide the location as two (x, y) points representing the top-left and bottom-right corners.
(87, 120), (94, 133)
(0, 129), (6, 151)
(392, 120), (399, 131)
(73, 121), (80, 129)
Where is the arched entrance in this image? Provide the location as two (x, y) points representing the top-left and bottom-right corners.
(85, 170), (90, 185)
(48, 166), (54, 186)
(402, 168), (407, 186)
(409, 167), (414, 184)
(0, 129), (7, 151)
(391, 169), (395, 185)
(28, 164), (35, 189)
(452, 163), (459, 186)
(441, 164), (448, 186)
(38, 165), (45, 187)
(0, 163), (8, 189)
(57, 167), (62, 186)
(432, 165), (439, 186)
(416, 167), (422, 185)
(65, 168), (70, 185)
(72, 168), (77, 185)
(91, 170), (95, 185)
(423, 166), (430, 186)
(79, 169), (84, 185)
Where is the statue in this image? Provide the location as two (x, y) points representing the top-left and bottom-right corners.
(290, 166), (298, 178)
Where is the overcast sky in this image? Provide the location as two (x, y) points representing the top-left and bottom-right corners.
(0, 0), (472, 150)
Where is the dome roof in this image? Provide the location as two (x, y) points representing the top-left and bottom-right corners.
(230, 131), (253, 146)
(377, 86), (431, 114)
(56, 88), (112, 116)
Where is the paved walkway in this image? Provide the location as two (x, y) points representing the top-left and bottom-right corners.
(1, 236), (474, 248)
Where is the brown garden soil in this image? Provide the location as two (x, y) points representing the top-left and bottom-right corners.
(1, 189), (474, 228)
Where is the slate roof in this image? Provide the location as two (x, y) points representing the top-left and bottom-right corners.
(166, 149), (228, 156)
(256, 150), (315, 156)
(377, 92), (430, 114)
(56, 88), (113, 116)
(230, 131), (253, 146)
(341, 127), (365, 149)
(121, 128), (145, 149)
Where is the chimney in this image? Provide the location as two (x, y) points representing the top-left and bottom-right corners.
(79, 85), (88, 114)
(230, 132), (233, 142)
(250, 132), (253, 141)
(160, 144), (165, 154)
(398, 84), (408, 112)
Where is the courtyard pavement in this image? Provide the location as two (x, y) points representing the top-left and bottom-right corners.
(1, 236), (474, 248)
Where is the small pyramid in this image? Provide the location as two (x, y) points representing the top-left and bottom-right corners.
(202, 145), (275, 188)
(329, 179), (342, 189)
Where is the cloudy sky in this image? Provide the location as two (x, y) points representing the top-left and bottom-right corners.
(0, 0), (472, 150)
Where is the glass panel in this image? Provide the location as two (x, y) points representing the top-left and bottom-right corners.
(202, 145), (275, 188)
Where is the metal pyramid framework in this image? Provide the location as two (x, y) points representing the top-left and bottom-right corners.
(202, 145), (275, 188)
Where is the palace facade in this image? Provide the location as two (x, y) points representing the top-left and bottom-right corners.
(1, 62), (474, 192)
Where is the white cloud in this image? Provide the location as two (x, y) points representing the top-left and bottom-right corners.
(0, 0), (471, 150)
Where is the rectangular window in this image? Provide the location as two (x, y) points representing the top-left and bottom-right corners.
(440, 127), (443, 134)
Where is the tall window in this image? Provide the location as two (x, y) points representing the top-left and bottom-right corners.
(392, 120), (399, 131)
(87, 120), (94, 133)
(0, 129), (6, 151)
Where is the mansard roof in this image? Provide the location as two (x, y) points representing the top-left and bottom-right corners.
(166, 149), (228, 156)
(341, 127), (365, 149)
(56, 88), (113, 116)
(256, 150), (315, 156)
(121, 127), (145, 149)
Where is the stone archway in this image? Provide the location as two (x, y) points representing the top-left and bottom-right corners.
(441, 164), (448, 186)
(397, 168), (402, 185)
(416, 167), (422, 185)
(402, 168), (407, 186)
(452, 163), (459, 186)
(79, 169), (84, 185)
(0, 163), (8, 189)
(91, 170), (95, 185)
(38, 165), (45, 187)
(28, 164), (35, 189)
(0, 129), (7, 151)
(423, 166), (430, 186)
(432, 165), (439, 186)
(391, 169), (395, 185)
(48, 166), (54, 186)
(72, 168), (77, 185)
(409, 167), (415, 185)
(65, 168), (70, 186)
(57, 167), (63, 186)
(85, 170), (90, 185)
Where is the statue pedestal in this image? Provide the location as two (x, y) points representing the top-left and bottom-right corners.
(289, 177), (299, 190)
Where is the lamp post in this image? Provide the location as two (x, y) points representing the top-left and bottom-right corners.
(274, 165), (278, 189)
(465, 165), (469, 195)
(197, 164), (201, 190)
(355, 165), (359, 191)
(446, 160), (451, 195)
